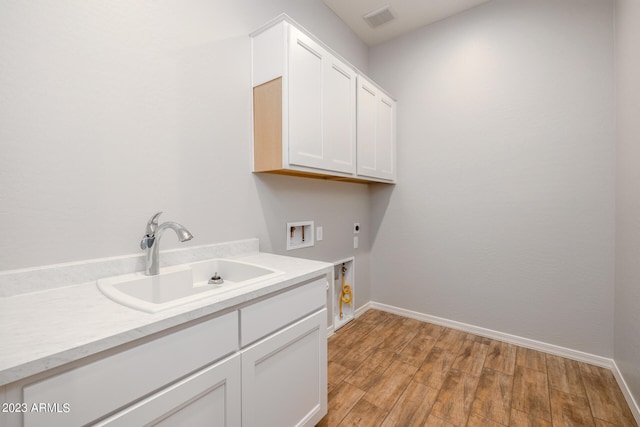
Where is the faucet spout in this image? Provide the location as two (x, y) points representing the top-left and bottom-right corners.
(158, 221), (194, 243)
(140, 212), (193, 276)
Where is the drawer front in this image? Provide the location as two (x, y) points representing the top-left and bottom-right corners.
(96, 353), (241, 427)
(240, 277), (326, 346)
(23, 311), (238, 427)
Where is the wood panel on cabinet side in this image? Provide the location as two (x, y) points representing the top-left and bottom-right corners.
(253, 77), (282, 172)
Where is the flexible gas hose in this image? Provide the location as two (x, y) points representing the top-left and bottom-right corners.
(339, 264), (352, 318)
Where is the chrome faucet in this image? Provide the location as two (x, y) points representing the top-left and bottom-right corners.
(140, 212), (193, 276)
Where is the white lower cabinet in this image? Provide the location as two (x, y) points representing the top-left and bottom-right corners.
(241, 310), (327, 427)
(97, 353), (241, 427)
(5, 276), (328, 427)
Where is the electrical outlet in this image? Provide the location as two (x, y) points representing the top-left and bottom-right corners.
(316, 226), (323, 241)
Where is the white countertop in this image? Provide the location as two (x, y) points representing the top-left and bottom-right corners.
(0, 252), (332, 386)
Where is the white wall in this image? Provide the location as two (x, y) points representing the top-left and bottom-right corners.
(0, 0), (371, 308)
(615, 0), (640, 403)
(368, 0), (615, 356)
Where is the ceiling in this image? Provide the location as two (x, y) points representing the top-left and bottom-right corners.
(321, 0), (491, 46)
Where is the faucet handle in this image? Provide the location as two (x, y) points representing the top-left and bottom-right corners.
(140, 235), (154, 250)
(145, 212), (163, 235)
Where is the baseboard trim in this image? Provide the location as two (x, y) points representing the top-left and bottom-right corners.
(327, 325), (335, 338)
(369, 302), (611, 367)
(611, 360), (640, 423)
(368, 301), (639, 424)
(355, 302), (372, 318)
(376, 301), (617, 367)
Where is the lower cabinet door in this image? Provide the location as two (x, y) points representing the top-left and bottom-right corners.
(96, 353), (241, 427)
(241, 309), (328, 427)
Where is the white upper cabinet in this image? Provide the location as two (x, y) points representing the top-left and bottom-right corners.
(252, 19), (357, 178)
(357, 76), (396, 181)
(251, 15), (394, 183)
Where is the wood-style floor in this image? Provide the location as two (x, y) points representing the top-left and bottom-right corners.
(318, 309), (637, 427)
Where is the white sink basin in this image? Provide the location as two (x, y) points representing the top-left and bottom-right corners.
(97, 259), (284, 313)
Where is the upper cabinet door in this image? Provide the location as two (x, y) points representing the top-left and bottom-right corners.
(287, 27), (356, 174)
(357, 76), (396, 181)
(376, 92), (395, 180)
(356, 79), (378, 177)
(288, 28), (324, 170)
(322, 57), (357, 174)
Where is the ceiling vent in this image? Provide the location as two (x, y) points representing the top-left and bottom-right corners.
(363, 5), (396, 29)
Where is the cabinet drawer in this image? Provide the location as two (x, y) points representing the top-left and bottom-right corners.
(240, 277), (326, 347)
(96, 353), (241, 427)
(23, 311), (238, 427)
